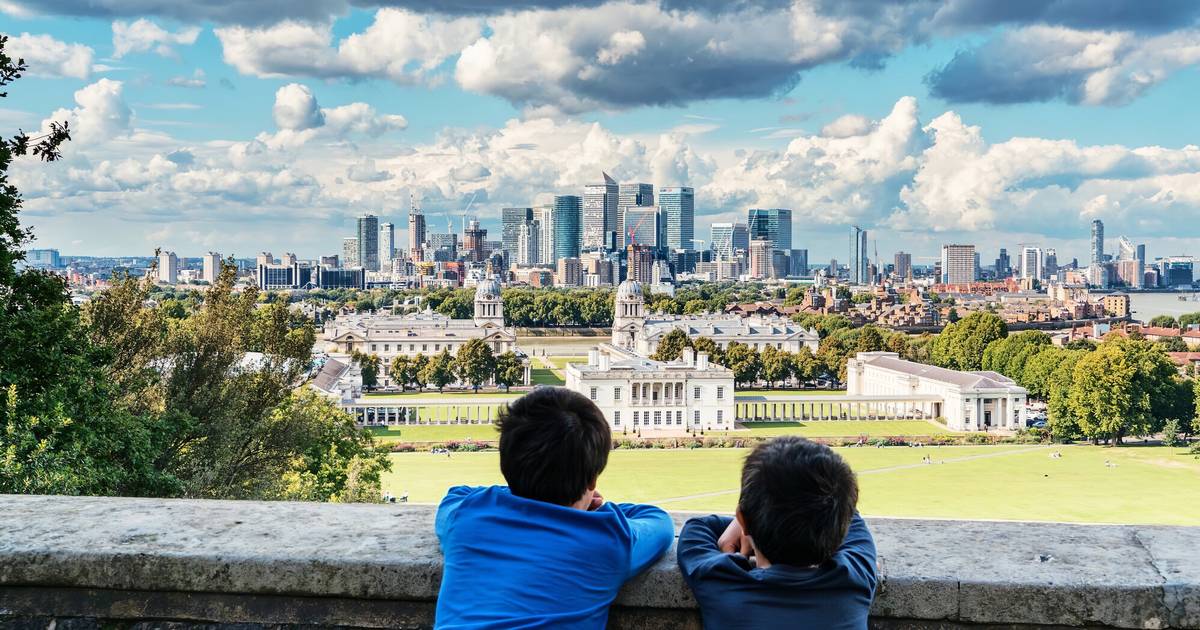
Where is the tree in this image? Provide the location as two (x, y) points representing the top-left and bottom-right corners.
(424, 349), (456, 392)
(456, 338), (496, 392)
(410, 354), (430, 391)
(493, 352), (524, 391)
(723, 342), (761, 387)
(1066, 339), (1182, 444)
(1158, 336), (1190, 353)
(389, 355), (413, 391)
(1150, 315), (1178, 328)
(931, 311), (1007, 371)
(788, 347), (817, 386)
(652, 329), (693, 361)
(760, 347), (789, 389)
(981, 330), (1051, 384)
(1179, 312), (1200, 329)
(693, 336), (721, 364)
(352, 351), (381, 389)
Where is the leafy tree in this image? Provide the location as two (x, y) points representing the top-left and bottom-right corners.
(351, 351), (381, 389)
(931, 311), (1007, 371)
(760, 347), (789, 388)
(1045, 350), (1088, 441)
(456, 338), (496, 392)
(493, 352), (524, 391)
(410, 353), (430, 391)
(1158, 336), (1190, 353)
(1066, 339), (1182, 444)
(981, 330), (1051, 383)
(1162, 418), (1186, 448)
(435, 291), (473, 320)
(651, 329), (693, 361)
(1178, 312), (1200, 329)
(1064, 339), (1096, 352)
(423, 349), (456, 392)
(1150, 315), (1178, 328)
(389, 355), (413, 391)
(788, 347), (817, 385)
(693, 336), (721, 364)
(722, 342), (761, 387)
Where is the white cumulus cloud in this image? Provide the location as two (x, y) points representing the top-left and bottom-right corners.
(6, 32), (94, 79)
(112, 18), (200, 58)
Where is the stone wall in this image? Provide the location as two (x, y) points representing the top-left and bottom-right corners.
(0, 495), (1196, 629)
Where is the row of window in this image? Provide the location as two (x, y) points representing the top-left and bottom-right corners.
(590, 385), (725, 402)
(612, 409), (725, 427)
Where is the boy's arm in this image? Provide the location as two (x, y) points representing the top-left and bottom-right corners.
(676, 515), (733, 582)
(435, 485), (476, 544)
(614, 503), (675, 578)
(838, 513), (879, 591)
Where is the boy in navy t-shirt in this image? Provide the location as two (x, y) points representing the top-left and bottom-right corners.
(434, 387), (674, 629)
(678, 437), (878, 629)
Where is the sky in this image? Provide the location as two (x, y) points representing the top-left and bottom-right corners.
(2, 0), (1200, 264)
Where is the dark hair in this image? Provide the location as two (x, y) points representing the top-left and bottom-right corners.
(737, 436), (858, 567)
(496, 387), (611, 506)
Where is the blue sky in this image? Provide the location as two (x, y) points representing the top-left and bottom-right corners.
(3, 1), (1200, 263)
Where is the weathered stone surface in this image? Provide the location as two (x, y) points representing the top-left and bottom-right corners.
(0, 495), (1197, 629)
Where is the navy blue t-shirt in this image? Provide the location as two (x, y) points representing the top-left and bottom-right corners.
(677, 514), (878, 630)
(434, 485), (675, 629)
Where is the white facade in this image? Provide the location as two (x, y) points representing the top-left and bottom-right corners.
(565, 344), (735, 433)
(379, 222), (395, 271)
(940, 244), (976, 284)
(846, 352), (1027, 431)
(322, 279), (523, 388)
(157, 251), (178, 284)
(610, 280), (819, 355)
(201, 252), (221, 284)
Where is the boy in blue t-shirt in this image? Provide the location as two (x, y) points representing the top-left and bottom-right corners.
(434, 387), (674, 629)
(678, 437), (878, 630)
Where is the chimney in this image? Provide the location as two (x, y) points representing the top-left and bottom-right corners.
(588, 349), (599, 366)
(598, 352), (610, 371)
(697, 352), (709, 371)
(682, 347), (695, 366)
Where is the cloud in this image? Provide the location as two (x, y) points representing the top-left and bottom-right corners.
(252, 83), (408, 149)
(929, 0), (1200, 32)
(112, 18), (200, 58)
(4, 0), (345, 26)
(273, 83), (325, 130)
(347, 158), (393, 182)
(214, 9), (481, 84)
(167, 69), (207, 88)
(821, 114), (872, 138)
(41, 78), (132, 145)
(5, 33), (94, 79)
(926, 25), (1200, 105)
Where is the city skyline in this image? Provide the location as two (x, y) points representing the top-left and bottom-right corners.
(5, 2), (1200, 261)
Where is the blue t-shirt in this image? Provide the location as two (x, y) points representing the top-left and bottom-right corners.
(434, 485), (675, 629)
(677, 514), (878, 630)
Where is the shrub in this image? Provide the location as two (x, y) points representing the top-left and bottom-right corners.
(390, 443), (417, 453)
(965, 433), (992, 445)
(1162, 419), (1185, 447)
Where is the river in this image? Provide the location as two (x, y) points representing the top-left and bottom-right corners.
(1128, 292), (1200, 322)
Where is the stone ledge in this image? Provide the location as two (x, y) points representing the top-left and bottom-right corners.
(0, 495), (1196, 629)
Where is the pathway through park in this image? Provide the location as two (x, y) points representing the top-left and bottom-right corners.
(650, 445), (1054, 506)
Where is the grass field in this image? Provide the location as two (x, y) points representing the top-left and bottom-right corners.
(369, 420), (954, 442)
(736, 389), (848, 397)
(364, 391), (519, 400)
(371, 424), (499, 443)
(382, 445), (1200, 525)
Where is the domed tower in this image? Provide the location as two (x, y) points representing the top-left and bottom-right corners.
(612, 279), (645, 350)
(473, 278), (504, 327)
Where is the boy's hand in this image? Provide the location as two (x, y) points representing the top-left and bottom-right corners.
(587, 490), (605, 511)
(718, 519), (752, 556)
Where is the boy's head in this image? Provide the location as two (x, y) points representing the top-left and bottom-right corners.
(496, 387), (611, 506)
(737, 436), (858, 567)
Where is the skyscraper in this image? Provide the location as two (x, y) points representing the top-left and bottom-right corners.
(1091, 219), (1104, 266)
(463, 219), (487, 262)
(379, 222), (395, 271)
(533, 205), (555, 264)
(617, 182), (653, 248)
(583, 172), (618, 250)
(1044, 248), (1059, 279)
(749, 239), (773, 279)
(1020, 246), (1042, 280)
(789, 249), (809, 277)
(408, 203), (426, 262)
(709, 222), (750, 259)
(747, 208), (792, 251)
(553, 195), (583, 261)
(201, 252), (221, 284)
(624, 206), (661, 250)
(894, 252), (912, 281)
(357, 214), (380, 271)
(517, 220), (540, 266)
(940, 244), (976, 284)
(502, 207), (533, 256)
(995, 248), (1011, 278)
(157, 250), (178, 284)
(658, 187), (694, 251)
(343, 237), (359, 267)
(849, 226), (868, 285)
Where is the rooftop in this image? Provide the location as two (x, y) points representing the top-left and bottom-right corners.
(855, 352), (1029, 392)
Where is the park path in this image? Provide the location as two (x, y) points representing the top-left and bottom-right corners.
(651, 445), (1054, 506)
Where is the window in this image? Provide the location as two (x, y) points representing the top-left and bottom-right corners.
(409, 344), (414, 351)
(632, 387), (639, 400)
(614, 387), (622, 401)
(383, 344), (389, 352)
(693, 410), (701, 425)
(717, 410), (724, 424)
(434, 344), (440, 351)
(676, 411), (683, 425)
(653, 411), (662, 425)
(590, 387), (598, 401)
(633, 411), (639, 425)
(613, 411), (621, 426)
(422, 344), (428, 351)
(717, 387), (725, 400)
(694, 387), (701, 400)
(370, 344), (377, 351)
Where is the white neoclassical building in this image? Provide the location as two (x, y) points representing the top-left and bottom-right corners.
(611, 280), (819, 355)
(565, 344), (735, 433)
(322, 278), (526, 387)
(846, 351), (1028, 431)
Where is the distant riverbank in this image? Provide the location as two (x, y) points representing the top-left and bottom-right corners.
(1128, 291), (1200, 321)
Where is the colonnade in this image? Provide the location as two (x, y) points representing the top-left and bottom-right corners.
(351, 404), (502, 426)
(735, 398), (941, 421)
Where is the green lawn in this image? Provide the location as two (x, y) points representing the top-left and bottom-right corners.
(364, 391), (519, 400)
(736, 389), (848, 397)
(371, 424), (500, 443)
(719, 420), (954, 437)
(382, 445), (1200, 525)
